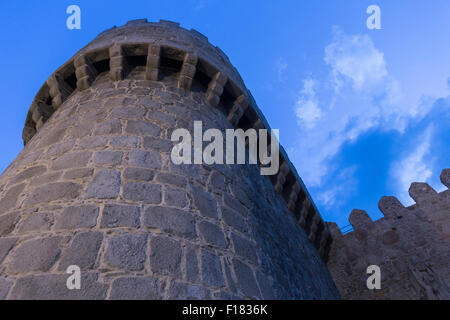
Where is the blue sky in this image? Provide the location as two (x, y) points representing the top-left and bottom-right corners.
(0, 0), (448, 227)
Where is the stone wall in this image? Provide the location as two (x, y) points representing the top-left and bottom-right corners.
(0, 19), (339, 300)
(327, 169), (450, 300)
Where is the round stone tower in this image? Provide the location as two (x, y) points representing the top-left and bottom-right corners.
(0, 19), (339, 300)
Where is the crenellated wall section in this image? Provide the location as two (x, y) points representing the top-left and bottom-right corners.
(327, 169), (450, 300)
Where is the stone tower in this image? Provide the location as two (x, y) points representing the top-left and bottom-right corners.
(0, 19), (338, 300)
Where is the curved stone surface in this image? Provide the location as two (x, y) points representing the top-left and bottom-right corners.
(0, 19), (339, 300)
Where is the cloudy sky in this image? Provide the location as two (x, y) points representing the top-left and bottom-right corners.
(0, 0), (448, 227)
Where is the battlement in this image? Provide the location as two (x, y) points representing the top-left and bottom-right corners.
(329, 168), (450, 242)
(327, 169), (450, 299)
(20, 19), (332, 261)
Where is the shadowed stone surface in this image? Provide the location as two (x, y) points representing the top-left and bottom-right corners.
(110, 277), (163, 300)
(150, 236), (182, 276)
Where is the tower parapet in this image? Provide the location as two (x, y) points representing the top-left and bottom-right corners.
(0, 19), (338, 300)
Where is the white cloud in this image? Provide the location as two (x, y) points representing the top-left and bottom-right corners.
(295, 99), (322, 130)
(288, 27), (446, 212)
(276, 57), (288, 82)
(325, 29), (388, 91)
(291, 28), (409, 188)
(295, 79), (322, 129)
(316, 167), (358, 208)
(390, 126), (434, 204)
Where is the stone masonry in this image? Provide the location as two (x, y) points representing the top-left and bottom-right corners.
(0, 19), (339, 300)
(327, 169), (450, 300)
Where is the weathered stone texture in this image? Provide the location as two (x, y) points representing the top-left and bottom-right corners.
(55, 205), (99, 230)
(0, 19), (338, 300)
(7, 237), (62, 274)
(110, 277), (162, 300)
(105, 234), (147, 271)
(327, 170), (450, 300)
(100, 204), (140, 228)
(58, 232), (103, 270)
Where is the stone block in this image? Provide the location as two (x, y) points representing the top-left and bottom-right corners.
(123, 167), (155, 181)
(155, 172), (187, 188)
(185, 246), (199, 282)
(440, 169), (450, 188)
(58, 231), (103, 270)
(221, 206), (249, 235)
(86, 170), (121, 199)
(198, 220), (227, 248)
(167, 282), (210, 300)
(63, 168), (94, 180)
(105, 234), (147, 271)
(7, 237), (62, 274)
(147, 111), (176, 126)
(0, 211), (19, 236)
(47, 141), (75, 156)
(109, 136), (139, 148)
(100, 204), (140, 228)
(144, 206), (196, 239)
(192, 185), (218, 219)
(78, 136), (108, 149)
(223, 193), (247, 216)
(30, 172), (62, 186)
(110, 277), (162, 300)
(0, 237), (17, 264)
(123, 182), (161, 203)
(25, 182), (82, 206)
(94, 119), (122, 135)
(231, 233), (258, 264)
(349, 209), (372, 230)
(51, 151), (92, 170)
(55, 205), (99, 230)
(129, 150), (161, 169)
(232, 259), (260, 298)
(0, 277), (12, 300)
(125, 120), (161, 137)
(11, 165), (47, 185)
(164, 186), (188, 208)
(150, 236), (182, 276)
(18, 212), (54, 232)
(409, 182), (438, 203)
(111, 106), (146, 119)
(94, 151), (123, 165)
(0, 184), (25, 212)
(9, 273), (107, 300)
(201, 250), (225, 288)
